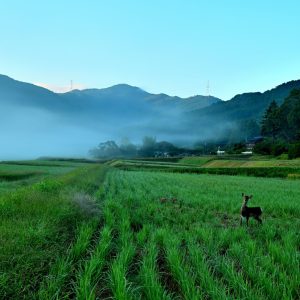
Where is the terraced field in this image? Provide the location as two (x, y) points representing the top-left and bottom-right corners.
(114, 158), (300, 179)
(202, 159), (300, 168)
(1, 160), (299, 299)
(179, 156), (300, 168)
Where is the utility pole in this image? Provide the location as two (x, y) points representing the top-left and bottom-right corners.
(206, 80), (210, 97)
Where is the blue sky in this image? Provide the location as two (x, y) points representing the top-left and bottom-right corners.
(1, 0), (300, 99)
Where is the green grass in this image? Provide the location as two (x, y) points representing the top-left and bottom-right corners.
(97, 170), (300, 299)
(75, 225), (112, 300)
(1, 159), (94, 167)
(0, 162), (79, 194)
(0, 170), (43, 182)
(1, 162), (299, 299)
(0, 164), (108, 299)
(139, 235), (172, 300)
(38, 220), (98, 300)
(179, 156), (214, 166)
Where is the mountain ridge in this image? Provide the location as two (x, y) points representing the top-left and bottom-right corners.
(190, 79), (300, 122)
(0, 74), (222, 112)
(1, 73), (300, 158)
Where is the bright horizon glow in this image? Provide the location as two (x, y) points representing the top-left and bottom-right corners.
(1, 0), (300, 100)
(34, 82), (86, 93)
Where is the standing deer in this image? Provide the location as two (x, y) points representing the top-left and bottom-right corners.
(240, 193), (263, 226)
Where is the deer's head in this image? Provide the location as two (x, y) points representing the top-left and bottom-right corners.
(242, 193), (253, 204)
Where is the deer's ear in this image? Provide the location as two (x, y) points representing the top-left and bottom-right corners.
(242, 193), (244, 197)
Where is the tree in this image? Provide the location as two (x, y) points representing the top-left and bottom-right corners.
(242, 119), (260, 141)
(119, 137), (137, 157)
(261, 100), (280, 142)
(280, 89), (300, 141)
(89, 140), (121, 158)
(288, 142), (300, 159)
(139, 136), (157, 157)
(155, 141), (178, 155)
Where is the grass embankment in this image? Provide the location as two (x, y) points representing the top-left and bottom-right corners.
(0, 159), (95, 167)
(0, 163), (108, 299)
(114, 158), (300, 179)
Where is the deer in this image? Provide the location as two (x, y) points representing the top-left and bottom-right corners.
(240, 193), (263, 226)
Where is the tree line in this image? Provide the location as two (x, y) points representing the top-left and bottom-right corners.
(89, 137), (197, 159)
(89, 89), (300, 159)
(255, 89), (300, 158)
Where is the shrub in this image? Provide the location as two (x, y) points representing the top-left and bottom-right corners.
(254, 139), (288, 156)
(288, 142), (300, 159)
(271, 141), (288, 156)
(253, 139), (273, 155)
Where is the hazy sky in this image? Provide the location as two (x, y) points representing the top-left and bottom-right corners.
(1, 0), (300, 99)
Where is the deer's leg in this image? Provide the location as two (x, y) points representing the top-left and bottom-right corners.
(240, 216), (242, 226)
(255, 216), (262, 225)
(246, 217), (249, 226)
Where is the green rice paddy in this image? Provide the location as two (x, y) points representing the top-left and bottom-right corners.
(0, 158), (299, 299)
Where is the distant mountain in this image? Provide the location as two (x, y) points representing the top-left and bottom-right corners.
(0, 74), (64, 110)
(0, 73), (299, 158)
(184, 80), (300, 142)
(190, 80), (300, 122)
(0, 75), (221, 115)
(142, 93), (221, 112)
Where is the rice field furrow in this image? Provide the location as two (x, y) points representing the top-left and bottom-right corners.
(108, 209), (138, 300)
(187, 241), (231, 300)
(162, 232), (202, 300)
(226, 242), (281, 300)
(139, 234), (172, 300)
(75, 225), (113, 300)
(38, 220), (98, 300)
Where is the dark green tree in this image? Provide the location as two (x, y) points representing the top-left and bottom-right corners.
(279, 89), (300, 141)
(89, 140), (121, 158)
(119, 137), (137, 157)
(155, 141), (178, 155)
(261, 100), (280, 142)
(139, 136), (157, 157)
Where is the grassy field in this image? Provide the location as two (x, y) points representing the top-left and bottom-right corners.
(0, 161), (86, 194)
(0, 158), (299, 299)
(0, 160), (108, 298)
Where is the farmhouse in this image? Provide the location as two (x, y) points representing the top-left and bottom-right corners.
(154, 151), (170, 158)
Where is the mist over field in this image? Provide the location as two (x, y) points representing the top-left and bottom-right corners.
(0, 76), (221, 159)
(1, 74), (300, 159)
